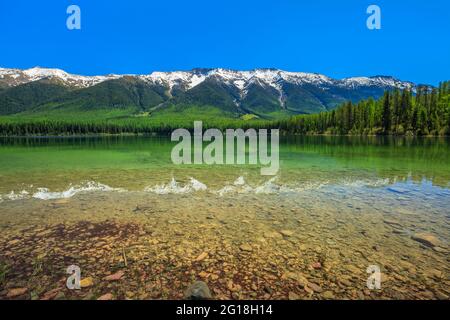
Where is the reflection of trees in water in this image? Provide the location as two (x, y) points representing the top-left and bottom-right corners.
(278, 136), (450, 188)
(1, 136), (449, 188)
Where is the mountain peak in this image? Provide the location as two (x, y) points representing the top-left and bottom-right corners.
(23, 67), (69, 80)
(0, 66), (417, 93)
(0, 66), (423, 117)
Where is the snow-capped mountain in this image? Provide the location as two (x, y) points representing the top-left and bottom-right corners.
(0, 66), (415, 92)
(340, 75), (414, 90)
(0, 66), (420, 117)
(0, 67), (121, 88)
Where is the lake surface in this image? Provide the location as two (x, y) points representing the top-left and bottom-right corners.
(0, 136), (448, 300)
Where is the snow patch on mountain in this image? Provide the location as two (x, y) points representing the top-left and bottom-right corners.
(142, 71), (207, 90)
(0, 67), (417, 95)
(0, 67), (122, 88)
(340, 76), (414, 90)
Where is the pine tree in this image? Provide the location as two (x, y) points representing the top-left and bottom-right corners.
(381, 91), (391, 134)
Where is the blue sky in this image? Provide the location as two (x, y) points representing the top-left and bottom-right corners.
(0, 0), (449, 84)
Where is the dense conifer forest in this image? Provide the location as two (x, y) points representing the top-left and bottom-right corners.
(0, 81), (448, 136)
(276, 81), (450, 136)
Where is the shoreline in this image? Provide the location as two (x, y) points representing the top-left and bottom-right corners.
(1, 133), (449, 138)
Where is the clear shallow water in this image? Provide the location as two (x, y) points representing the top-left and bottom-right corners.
(0, 136), (449, 197)
(0, 136), (448, 300)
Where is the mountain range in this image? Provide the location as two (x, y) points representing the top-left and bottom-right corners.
(0, 67), (419, 119)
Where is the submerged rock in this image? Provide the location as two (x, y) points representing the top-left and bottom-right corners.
(411, 233), (440, 247)
(184, 281), (212, 300)
(432, 246), (448, 253)
(6, 287), (28, 298)
(40, 288), (60, 300)
(239, 244), (253, 252)
(434, 290), (449, 300)
(97, 293), (114, 300)
(383, 218), (402, 228)
(103, 270), (125, 281)
(288, 292), (300, 300)
(195, 252), (208, 261)
(307, 282), (322, 293)
(322, 291), (335, 299)
(80, 277), (94, 288)
(280, 230), (294, 237)
(345, 265), (361, 274)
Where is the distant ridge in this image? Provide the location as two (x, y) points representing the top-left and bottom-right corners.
(0, 67), (421, 117)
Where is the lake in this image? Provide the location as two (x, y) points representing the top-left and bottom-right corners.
(0, 136), (448, 300)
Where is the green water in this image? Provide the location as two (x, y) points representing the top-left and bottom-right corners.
(0, 136), (449, 300)
(0, 136), (449, 195)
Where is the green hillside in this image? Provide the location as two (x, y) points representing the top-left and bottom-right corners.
(0, 79), (71, 115)
(0, 82), (448, 137)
